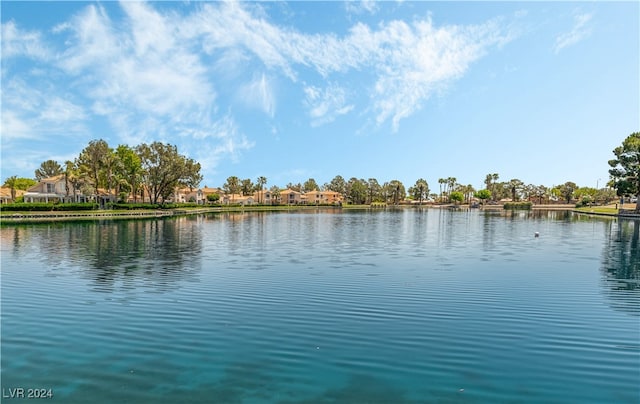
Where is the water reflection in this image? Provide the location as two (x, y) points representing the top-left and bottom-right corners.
(1, 217), (203, 294)
(600, 219), (640, 315)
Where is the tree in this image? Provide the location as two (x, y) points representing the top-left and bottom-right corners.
(327, 175), (347, 198)
(182, 159), (203, 192)
(474, 189), (491, 205)
(77, 139), (111, 195)
(446, 177), (457, 200)
(450, 191), (464, 204)
(557, 181), (578, 204)
(256, 176), (267, 204)
(303, 178), (319, 192)
(114, 145), (143, 202)
(136, 142), (195, 204)
(207, 193), (220, 203)
(438, 178), (445, 202)
(367, 178), (382, 204)
(286, 182), (302, 192)
(4, 176), (18, 200)
(269, 185), (281, 205)
(532, 185), (549, 204)
(609, 132), (640, 211)
(223, 176), (241, 200)
(241, 178), (254, 196)
(346, 177), (367, 205)
(386, 180), (406, 205)
(460, 184), (475, 204)
(35, 159), (63, 181)
(3, 176), (36, 191)
(410, 178), (429, 205)
(508, 179), (524, 201)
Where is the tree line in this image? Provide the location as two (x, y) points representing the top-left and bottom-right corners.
(4, 139), (203, 204)
(4, 132), (638, 208)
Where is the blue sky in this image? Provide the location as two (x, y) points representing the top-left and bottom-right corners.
(1, 1), (638, 191)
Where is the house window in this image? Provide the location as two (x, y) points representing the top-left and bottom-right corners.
(47, 184), (55, 193)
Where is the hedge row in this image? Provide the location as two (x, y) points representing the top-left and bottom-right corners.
(0, 203), (99, 211)
(107, 202), (200, 210)
(503, 202), (533, 210)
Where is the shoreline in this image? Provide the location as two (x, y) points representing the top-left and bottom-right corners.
(0, 203), (596, 224)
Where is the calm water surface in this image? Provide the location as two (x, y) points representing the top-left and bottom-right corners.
(1, 209), (639, 403)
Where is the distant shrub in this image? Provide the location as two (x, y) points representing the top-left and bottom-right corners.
(575, 196), (593, 208)
(108, 202), (199, 210)
(503, 202), (532, 210)
(0, 202), (98, 211)
(0, 203), (54, 211)
(53, 203), (98, 211)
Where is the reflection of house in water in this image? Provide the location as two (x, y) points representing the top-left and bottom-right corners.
(600, 220), (639, 316)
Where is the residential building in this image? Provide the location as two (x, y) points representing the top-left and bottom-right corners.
(280, 189), (302, 204)
(23, 175), (68, 203)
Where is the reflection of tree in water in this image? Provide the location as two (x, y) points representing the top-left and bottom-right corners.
(68, 217), (203, 293)
(600, 219), (640, 315)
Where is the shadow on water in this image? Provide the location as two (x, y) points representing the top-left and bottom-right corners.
(600, 219), (640, 316)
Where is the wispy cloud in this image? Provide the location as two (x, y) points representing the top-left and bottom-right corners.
(238, 73), (276, 117)
(1, 1), (516, 181)
(554, 12), (593, 54)
(1, 21), (51, 61)
(345, 0), (380, 16)
(304, 83), (354, 127)
(189, 3), (512, 131)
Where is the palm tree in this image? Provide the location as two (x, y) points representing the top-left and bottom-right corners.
(5, 176), (18, 201)
(256, 176), (267, 204)
(491, 173), (499, 201)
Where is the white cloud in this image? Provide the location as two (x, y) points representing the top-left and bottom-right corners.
(345, 0), (380, 15)
(238, 73), (276, 117)
(1, 78), (87, 141)
(554, 12), (593, 54)
(1, 0), (516, 182)
(51, 2), (217, 144)
(1, 21), (51, 61)
(304, 83), (354, 126)
(186, 3), (512, 131)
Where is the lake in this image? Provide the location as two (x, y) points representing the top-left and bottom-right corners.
(1, 209), (638, 403)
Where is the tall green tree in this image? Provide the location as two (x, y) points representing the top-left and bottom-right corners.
(256, 176), (267, 203)
(327, 175), (346, 197)
(410, 178), (429, 205)
(136, 142), (195, 204)
(64, 160), (79, 201)
(367, 178), (382, 203)
(77, 139), (111, 195)
(114, 145), (143, 202)
(4, 176), (18, 200)
(223, 176), (241, 196)
(303, 178), (319, 192)
(35, 159), (63, 180)
(269, 185), (281, 205)
(240, 178), (254, 195)
(609, 132), (640, 211)
(557, 181), (578, 204)
(346, 177), (367, 204)
(386, 180), (406, 205)
(182, 159), (203, 193)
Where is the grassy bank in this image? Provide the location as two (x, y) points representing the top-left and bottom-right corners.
(0, 204), (345, 224)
